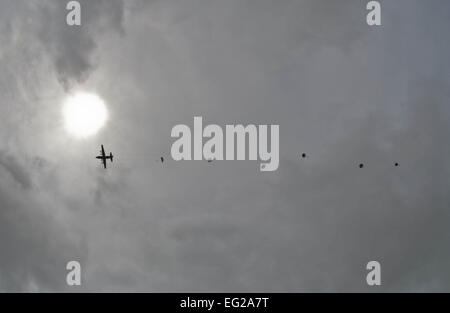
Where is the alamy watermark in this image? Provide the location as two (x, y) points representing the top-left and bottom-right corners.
(366, 261), (381, 286)
(66, 261), (82, 286)
(171, 117), (279, 172)
(66, 1), (81, 26)
(366, 1), (381, 26)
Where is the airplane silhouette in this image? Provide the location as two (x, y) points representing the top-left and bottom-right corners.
(96, 145), (114, 169)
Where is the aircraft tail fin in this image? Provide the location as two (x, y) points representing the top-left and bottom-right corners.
(110, 153), (114, 162)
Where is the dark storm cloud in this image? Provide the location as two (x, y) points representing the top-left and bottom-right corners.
(0, 0), (449, 292)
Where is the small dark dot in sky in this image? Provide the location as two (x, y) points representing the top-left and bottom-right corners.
(395, 162), (399, 167)
(301, 153), (306, 158)
(359, 163), (364, 168)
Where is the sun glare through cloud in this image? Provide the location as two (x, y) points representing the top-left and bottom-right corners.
(63, 92), (108, 138)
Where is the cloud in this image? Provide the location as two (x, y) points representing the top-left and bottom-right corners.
(0, 151), (87, 292)
(0, 0), (126, 90)
(0, 151), (33, 189)
(0, 0), (449, 292)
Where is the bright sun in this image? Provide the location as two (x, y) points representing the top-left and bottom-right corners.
(63, 92), (108, 138)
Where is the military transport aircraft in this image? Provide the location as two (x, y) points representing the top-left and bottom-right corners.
(96, 145), (114, 169)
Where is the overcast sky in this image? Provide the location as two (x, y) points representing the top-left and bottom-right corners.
(0, 0), (449, 292)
